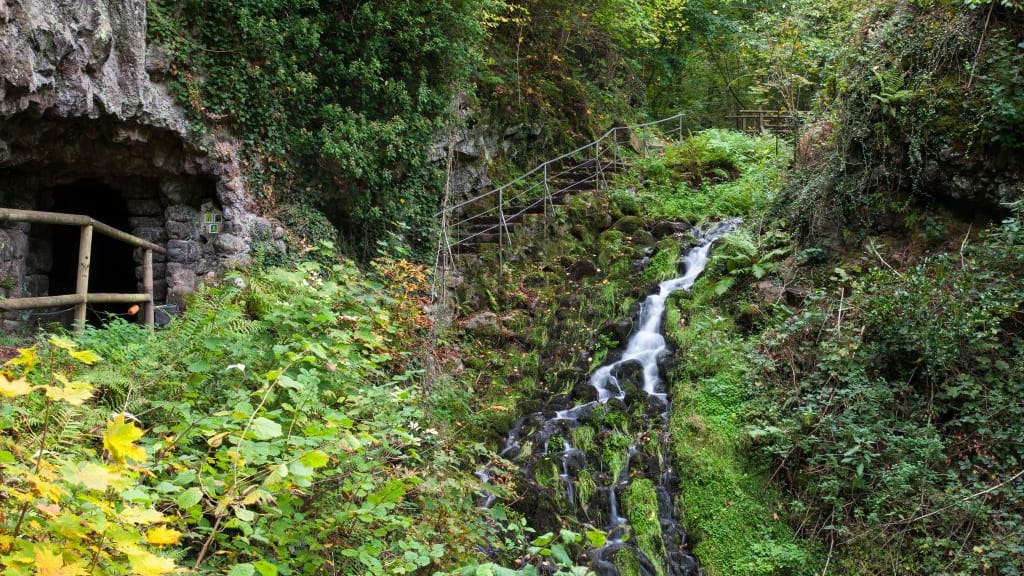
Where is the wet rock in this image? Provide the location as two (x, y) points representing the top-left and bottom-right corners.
(785, 285), (812, 306)
(599, 318), (632, 343)
(571, 379), (599, 404)
(651, 221), (691, 239)
(612, 360), (646, 404)
(569, 259), (599, 280)
(631, 229), (656, 246)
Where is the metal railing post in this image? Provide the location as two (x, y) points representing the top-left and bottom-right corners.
(74, 224), (93, 334)
(498, 189), (506, 277)
(613, 128), (620, 171)
(543, 164), (552, 240)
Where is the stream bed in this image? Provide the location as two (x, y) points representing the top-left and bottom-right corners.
(481, 220), (741, 576)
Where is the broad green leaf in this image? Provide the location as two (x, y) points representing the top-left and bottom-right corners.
(234, 506), (256, 522)
(249, 417), (282, 440)
(253, 561), (278, 576)
(339, 431), (362, 452)
(300, 450), (330, 469)
(277, 374), (303, 390)
(176, 487), (203, 509)
(228, 563), (256, 576)
(549, 544), (572, 566)
(531, 532), (555, 547)
(584, 528), (607, 548)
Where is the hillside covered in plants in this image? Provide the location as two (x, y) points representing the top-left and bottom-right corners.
(2, 1), (1023, 575)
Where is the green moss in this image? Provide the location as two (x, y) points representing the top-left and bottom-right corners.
(623, 479), (667, 576)
(666, 294), (820, 576)
(535, 460), (559, 490)
(613, 547), (643, 576)
(571, 425), (596, 453)
(576, 469), (597, 508)
(602, 431), (633, 477)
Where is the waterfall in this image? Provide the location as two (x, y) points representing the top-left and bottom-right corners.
(480, 219), (740, 575)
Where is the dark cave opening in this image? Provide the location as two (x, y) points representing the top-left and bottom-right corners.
(47, 180), (140, 325)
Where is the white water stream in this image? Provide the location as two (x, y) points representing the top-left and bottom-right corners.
(482, 219), (741, 576)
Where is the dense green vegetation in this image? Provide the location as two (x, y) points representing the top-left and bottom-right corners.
(148, 0), (491, 258)
(4, 0), (1024, 574)
(0, 256), (507, 574)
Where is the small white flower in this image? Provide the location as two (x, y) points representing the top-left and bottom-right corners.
(226, 364), (246, 373)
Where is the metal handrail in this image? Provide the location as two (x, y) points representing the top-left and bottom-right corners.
(435, 111), (690, 277)
(440, 113), (686, 215)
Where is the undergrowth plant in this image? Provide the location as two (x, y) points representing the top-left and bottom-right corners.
(2, 253), (505, 575)
(750, 206), (1024, 573)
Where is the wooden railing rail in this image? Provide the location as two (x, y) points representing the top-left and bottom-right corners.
(726, 109), (802, 135)
(0, 208), (166, 333)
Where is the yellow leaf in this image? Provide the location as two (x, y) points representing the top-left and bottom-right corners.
(66, 462), (121, 492)
(29, 476), (66, 502)
(145, 526), (182, 546)
(68, 349), (101, 366)
(123, 547), (177, 576)
(44, 381), (94, 406)
(119, 507), (165, 525)
(0, 375), (35, 397)
(5, 347), (38, 372)
(103, 415), (147, 465)
(48, 337), (77, 350)
(34, 545), (86, 576)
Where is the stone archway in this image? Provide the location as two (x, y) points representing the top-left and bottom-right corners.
(0, 0), (279, 330)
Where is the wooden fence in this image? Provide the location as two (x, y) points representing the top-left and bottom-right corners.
(0, 208), (167, 333)
(727, 110), (800, 135)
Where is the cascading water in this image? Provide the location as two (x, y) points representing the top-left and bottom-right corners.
(480, 220), (741, 576)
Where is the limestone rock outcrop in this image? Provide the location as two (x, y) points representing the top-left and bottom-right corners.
(0, 0), (274, 329)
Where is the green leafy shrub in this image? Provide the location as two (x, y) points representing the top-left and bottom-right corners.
(148, 0), (489, 260)
(751, 209), (1024, 573)
(2, 256), (505, 575)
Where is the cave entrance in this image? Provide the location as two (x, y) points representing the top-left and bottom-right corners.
(48, 180), (139, 325)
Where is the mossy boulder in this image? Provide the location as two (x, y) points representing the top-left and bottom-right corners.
(612, 215), (644, 235)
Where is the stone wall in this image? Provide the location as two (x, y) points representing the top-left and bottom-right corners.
(0, 0), (280, 330)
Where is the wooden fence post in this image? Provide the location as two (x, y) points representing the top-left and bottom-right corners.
(74, 224), (93, 333)
(143, 248), (154, 330)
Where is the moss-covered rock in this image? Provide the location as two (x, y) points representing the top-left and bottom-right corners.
(623, 479), (668, 576)
(613, 215), (644, 234)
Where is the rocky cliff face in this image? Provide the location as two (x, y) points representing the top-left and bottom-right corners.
(0, 0), (276, 330)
